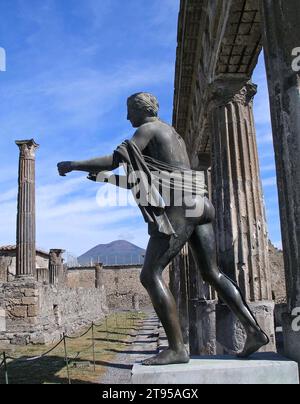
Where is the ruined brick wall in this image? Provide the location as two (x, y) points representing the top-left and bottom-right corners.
(0, 280), (107, 345)
(0, 253), (49, 282)
(269, 242), (286, 304)
(0, 253), (14, 282)
(103, 266), (170, 310)
(66, 265), (152, 309)
(67, 268), (96, 289)
(36, 284), (108, 342)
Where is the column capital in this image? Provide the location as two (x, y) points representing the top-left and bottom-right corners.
(49, 249), (65, 265)
(16, 139), (39, 160)
(208, 79), (257, 108)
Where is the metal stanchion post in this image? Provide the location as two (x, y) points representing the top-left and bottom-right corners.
(63, 333), (71, 385)
(3, 352), (8, 385)
(92, 322), (96, 372)
(105, 316), (109, 350)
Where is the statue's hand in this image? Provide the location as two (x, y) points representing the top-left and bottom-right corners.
(57, 161), (73, 177)
(87, 172), (98, 182)
(87, 171), (111, 183)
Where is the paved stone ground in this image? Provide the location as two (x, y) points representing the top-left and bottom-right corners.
(99, 311), (160, 384)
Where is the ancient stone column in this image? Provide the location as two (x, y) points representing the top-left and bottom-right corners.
(260, 0), (300, 363)
(132, 294), (140, 311)
(95, 263), (104, 289)
(15, 140), (39, 278)
(187, 154), (217, 355)
(169, 245), (190, 347)
(49, 249), (65, 286)
(188, 246), (217, 356)
(208, 79), (275, 353)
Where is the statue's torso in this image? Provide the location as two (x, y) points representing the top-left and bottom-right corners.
(141, 120), (191, 170)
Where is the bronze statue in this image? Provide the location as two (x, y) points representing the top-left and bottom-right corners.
(58, 93), (269, 366)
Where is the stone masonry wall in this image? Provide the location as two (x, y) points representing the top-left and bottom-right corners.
(269, 242), (286, 303)
(35, 283), (107, 343)
(0, 254), (49, 282)
(103, 266), (170, 310)
(67, 268), (96, 289)
(0, 279), (107, 345)
(103, 267), (150, 309)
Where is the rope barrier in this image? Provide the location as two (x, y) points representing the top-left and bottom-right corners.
(0, 311), (140, 384)
(65, 324), (93, 340)
(93, 321), (104, 328)
(4, 318), (106, 365)
(6, 337), (65, 363)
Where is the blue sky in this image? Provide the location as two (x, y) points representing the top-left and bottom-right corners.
(0, 0), (281, 256)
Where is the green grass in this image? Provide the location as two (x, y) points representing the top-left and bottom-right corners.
(0, 311), (145, 385)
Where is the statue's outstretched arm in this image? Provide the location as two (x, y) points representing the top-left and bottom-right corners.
(58, 124), (154, 177)
(58, 154), (118, 177)
(87, 172), (132, 190)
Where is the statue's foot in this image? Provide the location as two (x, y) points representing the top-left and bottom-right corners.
(237, 329), (269, 359)
(142, 348), (190, 366)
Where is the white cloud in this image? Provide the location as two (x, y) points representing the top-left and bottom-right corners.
(0, 187), (17, 203)
(0, 172), (148, 254)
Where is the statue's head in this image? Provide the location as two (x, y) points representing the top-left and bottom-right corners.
(127, 92), (159, 127)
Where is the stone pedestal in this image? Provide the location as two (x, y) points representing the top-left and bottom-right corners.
(189, 299), (217, 355)
(188, 243), (217, 355)
(216, 302), (276, 354)
(15, 140), (39, 278)
(261, 0), (300, 365)
(282, 314), (300, 365)
(132, 353), (299, 385)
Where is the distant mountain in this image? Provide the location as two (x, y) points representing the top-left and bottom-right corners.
(78, 240), (146, 266)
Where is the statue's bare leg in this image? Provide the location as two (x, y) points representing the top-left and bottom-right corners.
(140, 235), (190, 366)
(189, 223), (269, 358)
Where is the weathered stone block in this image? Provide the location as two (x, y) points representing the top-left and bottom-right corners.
(10, 306), (27, 318)
(11, 334), (30, 345)
(8, 298), (23, 305)
(24, 289), (39, 297)
(217, 301), (276, 354)
(27, 305), (39, 317)
(282, 313), (300, 365)
(22, 297), (38, 305)
(26, 317), (38, 326)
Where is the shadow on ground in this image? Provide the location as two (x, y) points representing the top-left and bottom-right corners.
(0, 356), (98, 385)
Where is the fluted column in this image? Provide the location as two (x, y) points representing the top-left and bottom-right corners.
(209, 80), (275, 352)
(16, 140), (39, 278)
(49, 249), (65, 286)
(260, 0), (300, 364)
(209, 80), (271, 301)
